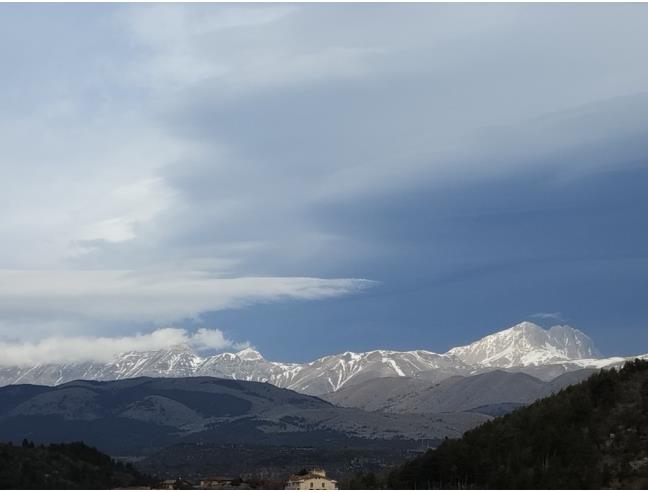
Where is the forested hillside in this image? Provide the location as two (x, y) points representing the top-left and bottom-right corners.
(386, 359), (648, 489)
(0, 441), (150, 489)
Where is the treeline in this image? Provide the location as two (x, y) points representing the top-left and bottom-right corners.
(349, 359), (648, 489)
(0, 440), (151, 489)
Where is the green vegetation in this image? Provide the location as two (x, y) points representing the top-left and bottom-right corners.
(0, 440), (151, 489)
(385, 359), (648, 489)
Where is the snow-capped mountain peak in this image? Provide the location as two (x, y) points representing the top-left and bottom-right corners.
(235, 347), (264, 361)
(446, 322), (601, 368)
(546, 325), (601, 359)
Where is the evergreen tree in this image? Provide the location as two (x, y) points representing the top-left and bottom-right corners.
(388, 359), (648, 489)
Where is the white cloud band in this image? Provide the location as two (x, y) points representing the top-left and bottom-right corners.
(0, 269), (374, 325)
(0, 327), (239, 367)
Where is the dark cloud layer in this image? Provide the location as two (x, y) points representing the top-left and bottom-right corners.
(1, 4), (647, 358)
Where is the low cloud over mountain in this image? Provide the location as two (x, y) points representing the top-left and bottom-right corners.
(0, 327), (243, 367)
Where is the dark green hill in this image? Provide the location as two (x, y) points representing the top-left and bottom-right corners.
(387, 359), (648, 489)
(0, 440), (150, 489)
(0, 377), (485, 456)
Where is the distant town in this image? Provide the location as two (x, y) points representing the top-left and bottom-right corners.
(152, 468), (338, 490)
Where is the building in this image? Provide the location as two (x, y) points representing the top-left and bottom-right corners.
(159, 480), (177, 490)
(158, 479), (192, 490)
(285, 469), (338, 490)
(199, 477), (249, 489)
(200, 477), (233, 489)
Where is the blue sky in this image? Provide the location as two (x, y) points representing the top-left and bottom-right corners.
(1, 4), (647, 363)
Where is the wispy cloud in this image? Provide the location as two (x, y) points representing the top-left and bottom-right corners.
(0, 269), (375, 329)
(530, 312), (565, 323)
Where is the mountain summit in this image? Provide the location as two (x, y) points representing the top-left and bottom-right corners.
(235, 347), (264, 361)
(446, 322), (601, 368)
(0, 322), (625, 394)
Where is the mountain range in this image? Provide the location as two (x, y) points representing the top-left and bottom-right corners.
(1, 323), (645, 480)
(0, 322), (638, 395)
(0, 377), (487, 456)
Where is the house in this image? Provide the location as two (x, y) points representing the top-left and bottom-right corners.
(158, 479), (193, 490)
(199, 477), (247, 489)
(199, 477), (233, 489)
(285, 469), (337, 490)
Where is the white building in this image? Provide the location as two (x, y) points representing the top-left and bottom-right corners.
(285, 469), (338, 490)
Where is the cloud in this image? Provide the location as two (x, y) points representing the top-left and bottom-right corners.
(1, 4), (648, 356)
(0, 269), (375, 328)
(0, 327), (242, 367)
(4, 4), (648, 280)
(530, 312), (565, 322)
(121, 4), (381, 95)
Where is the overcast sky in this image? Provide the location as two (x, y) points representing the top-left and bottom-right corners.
(1, 3), (648, 364)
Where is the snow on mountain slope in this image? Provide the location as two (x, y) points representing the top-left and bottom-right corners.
(0, 346), (469, 395)
(275, 350), (471, 395)
(109, 344), (203, 378)
(0, 322), (641, 394)
(447, 322), (601, 368)
(195, 348), (470, 394)
(196, 348), (303, 388)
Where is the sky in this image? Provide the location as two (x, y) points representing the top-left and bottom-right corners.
(1, 3), (648, 364)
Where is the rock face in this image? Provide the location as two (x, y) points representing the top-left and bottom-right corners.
(0, 322), (631, 395)
(0, 377), (488, 455)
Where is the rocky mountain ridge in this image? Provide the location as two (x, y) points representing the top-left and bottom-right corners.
(0, 322), (637, 395)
